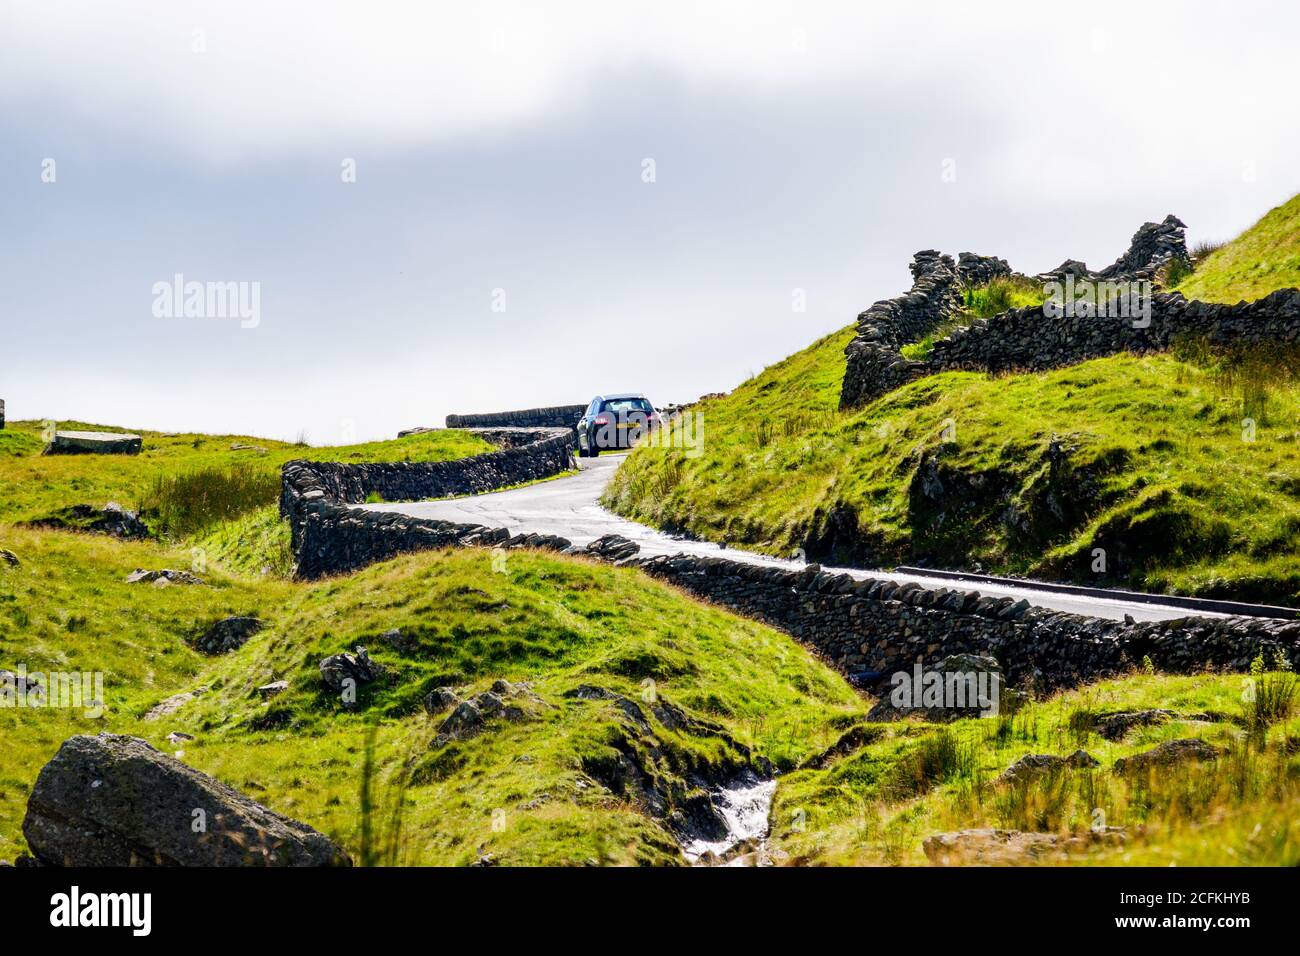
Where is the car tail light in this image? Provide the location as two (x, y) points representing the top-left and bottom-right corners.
(594, 415), (610, 426)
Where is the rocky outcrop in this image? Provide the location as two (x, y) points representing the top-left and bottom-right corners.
(1090, 709), (1211, 740)
(1112, 738), (1221, 774)
(22, 734), (350, 866)
(23, 502), (148, 540)
(319, 646), (384, 697)
(923, 826), (1126, 864)
(431, 680), (544, 744)
(996, 750), (1099, 786)
(423, 685), (460, 715)
(256, 680), (288, 700)
(563, 683), (768, 849)
(142, 686), (208, 721)
(193, 617), (264, 655)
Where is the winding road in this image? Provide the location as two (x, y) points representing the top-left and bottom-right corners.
(362, 454), (1291, 623)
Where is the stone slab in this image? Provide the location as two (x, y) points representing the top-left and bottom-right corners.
(45, 430), (143, 455)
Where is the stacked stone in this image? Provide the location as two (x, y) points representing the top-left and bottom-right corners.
(627, 555), (1300, 692)
(445, 404), (586, 430)
(281, 428), (575, 577)
(839, 213), (1297, 407)
(1095, 214), (1190, 280)
(283, 431), (1299, 688)
(924, 288), (1300, 378)
(956, 252), (1012, 286)
(840, 251), (962, 409)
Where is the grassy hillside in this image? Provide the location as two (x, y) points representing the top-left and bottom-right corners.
(1174, 193), (1300, 303)
(607, 196), (1300, 604)
(0, 420), (491, 530)
(4, 526), (1296, 866)
(0, 526), (863, 865)
(772, 671), (1300, 866)
(610, 348), (1300, 604)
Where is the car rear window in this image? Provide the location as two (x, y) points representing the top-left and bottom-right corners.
(601, 398), (653, 414)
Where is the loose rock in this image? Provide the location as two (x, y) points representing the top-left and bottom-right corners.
(24, 503), (148, 540)
(423, 686), (460, 715)
(127, 569), (204, 586)
(256, 680), (289, 700)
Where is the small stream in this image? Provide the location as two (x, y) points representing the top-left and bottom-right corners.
(682, 774), (777, 866)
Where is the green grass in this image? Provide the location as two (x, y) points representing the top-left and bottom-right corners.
(4, 411), (1298, 866)
(0, 526), (864, 865)
(7, 525), (1295, 866)
(1174, 193), (1300, 303)
(189, 505), (295, 578)
(606, 343), (1300, 603)
(0, 420), (492, 530)
(607, 194), (1300, 600)
(902, 276), (1046, 360)
(961, 275), (1048, 318)
(770, 672), (1300, 866)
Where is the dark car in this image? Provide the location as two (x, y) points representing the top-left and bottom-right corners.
(576, 393), (660, 457)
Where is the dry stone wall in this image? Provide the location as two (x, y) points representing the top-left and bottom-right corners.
(446, 404), (586, 430)
(629, 553), (1300, 691)
(281, 428), (574, 578)
(843, 287), (1300, 405)
(278, 425), (1300, 688)
(839, 251), (963, 409)
(838, 214), (1300, 408)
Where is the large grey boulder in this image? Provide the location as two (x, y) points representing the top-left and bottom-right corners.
(44, 430), (143, 456)
(22, 734), (350, 866)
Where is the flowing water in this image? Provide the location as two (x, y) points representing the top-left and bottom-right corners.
(682, 775), (777, 865)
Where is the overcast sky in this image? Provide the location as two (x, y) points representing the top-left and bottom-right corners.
(2, 1), (1297, 442)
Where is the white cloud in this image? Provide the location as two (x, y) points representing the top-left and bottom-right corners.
(6, 0), (1295, 172)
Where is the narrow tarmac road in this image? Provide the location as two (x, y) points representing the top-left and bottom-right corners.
(362, 454), (1227, 622)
